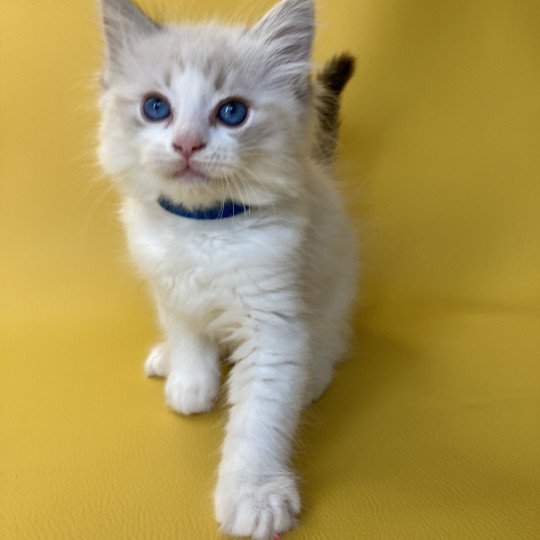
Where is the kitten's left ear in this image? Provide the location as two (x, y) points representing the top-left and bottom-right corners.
(251, 0), (315, 66)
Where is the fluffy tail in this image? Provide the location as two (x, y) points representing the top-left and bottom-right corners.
(313, 53), (356, 164)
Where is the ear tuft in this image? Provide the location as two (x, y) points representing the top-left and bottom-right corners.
(98, 0), (161, 60)
(251, 0), (315, 65)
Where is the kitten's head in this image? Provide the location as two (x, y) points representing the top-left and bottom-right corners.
(97, 0), (315, 209)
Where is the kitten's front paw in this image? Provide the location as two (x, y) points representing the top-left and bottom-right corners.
(215, 474), (300, 539)
(144, 343), (169, 378)
(165, 372), (219, 415)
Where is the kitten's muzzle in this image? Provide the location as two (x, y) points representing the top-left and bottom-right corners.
(169, 163), (210, 183)
(172, 134), (207, 159)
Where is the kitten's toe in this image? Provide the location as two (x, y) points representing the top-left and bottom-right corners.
(144, 343), (170, 378)
(165, 372), (219, 415)
(215, 474), (300, 539)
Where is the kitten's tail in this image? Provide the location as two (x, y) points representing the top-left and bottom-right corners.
(313, 53), (356, 164)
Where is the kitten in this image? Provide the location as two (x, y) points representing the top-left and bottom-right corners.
(96, 0), (357, 538)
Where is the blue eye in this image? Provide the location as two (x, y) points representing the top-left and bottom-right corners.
(217, 100), (248, 126)
(142, 95), (171, 121)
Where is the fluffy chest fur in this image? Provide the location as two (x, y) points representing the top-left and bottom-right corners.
(122, 196), (308, 332)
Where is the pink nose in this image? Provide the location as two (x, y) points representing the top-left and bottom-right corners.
(172, 135), (207, 159)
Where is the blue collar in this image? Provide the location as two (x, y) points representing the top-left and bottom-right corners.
(158, 196), (249, 220)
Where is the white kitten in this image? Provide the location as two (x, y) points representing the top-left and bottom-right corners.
(96, 0), (358, 537)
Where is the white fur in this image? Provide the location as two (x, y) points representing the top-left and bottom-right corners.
(97, 0), (357, 537)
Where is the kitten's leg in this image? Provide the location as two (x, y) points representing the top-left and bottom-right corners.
(144, 299), (171, 378)
(163, 320), (221, 415)
(144, 343), (170, 378)
(214, 322), (307, 539)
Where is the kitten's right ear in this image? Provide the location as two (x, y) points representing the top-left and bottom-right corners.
(98, 0), (161, 79)
(251, 0), (314, 65)
(250, 0), (314, 101)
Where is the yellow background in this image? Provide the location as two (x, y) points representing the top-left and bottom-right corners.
(1, 0), (539, 538)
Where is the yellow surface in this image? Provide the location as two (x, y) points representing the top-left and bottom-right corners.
(1, 0), (539, 538)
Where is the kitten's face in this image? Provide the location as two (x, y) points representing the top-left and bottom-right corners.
(98, 0), (315, 209)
